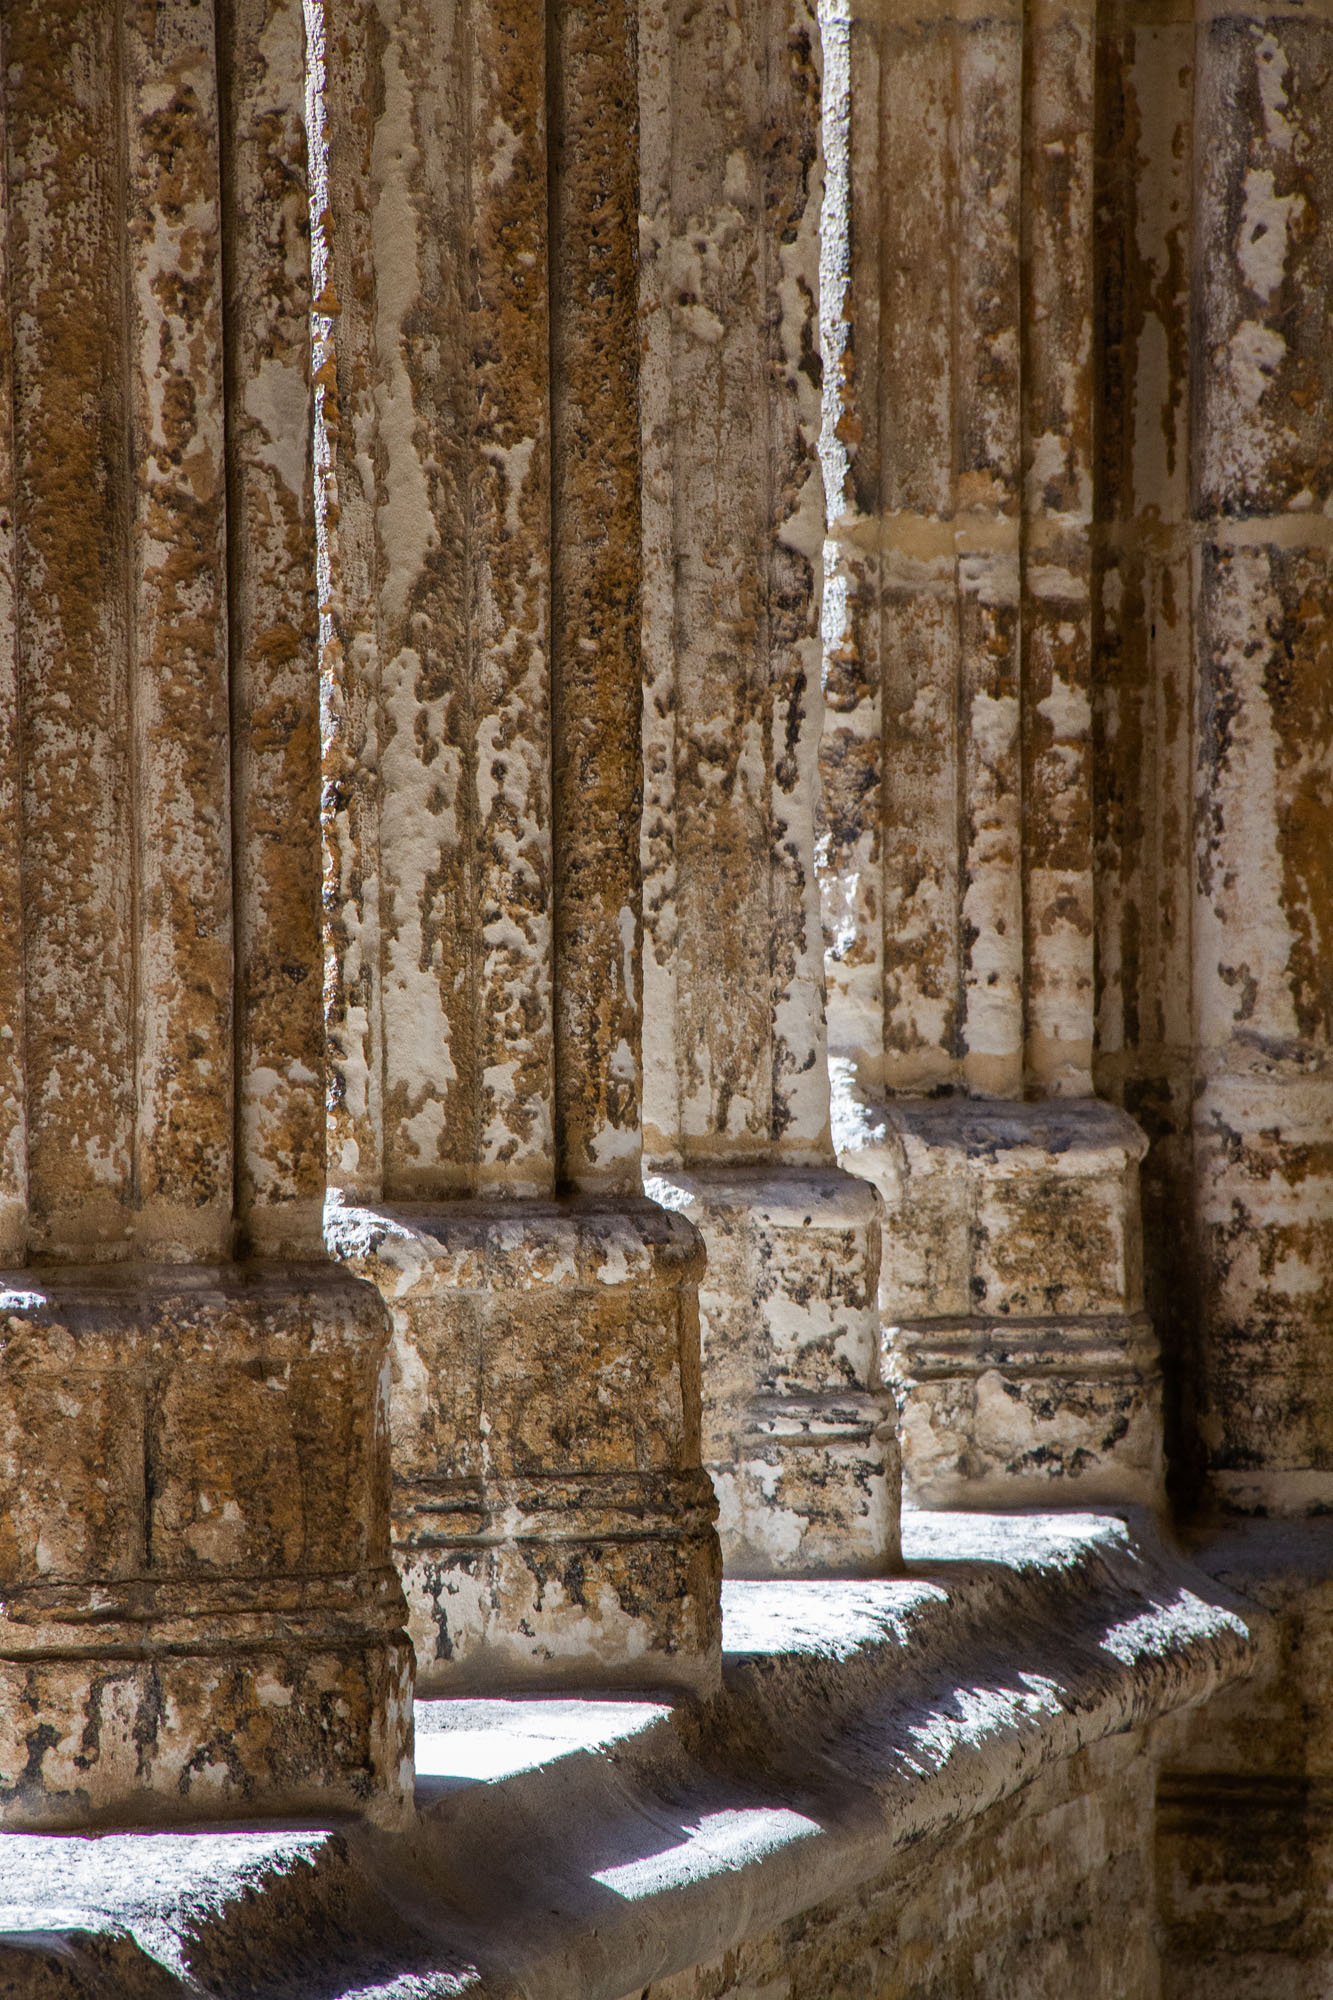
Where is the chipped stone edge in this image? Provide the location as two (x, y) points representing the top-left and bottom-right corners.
(0, 1510), (1258, 1998)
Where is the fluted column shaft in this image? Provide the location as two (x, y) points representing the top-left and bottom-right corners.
(0, 0), (410, 1830)
(314, 0), (720, 1691)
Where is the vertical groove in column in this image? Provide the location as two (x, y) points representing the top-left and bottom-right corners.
(307, 0), (384, 1201)
(636, 0), (681, 1165)
(1091, 0), (1197, 1495)
(465, 0), (555, 1196)
(650, 0), (774, 1163)
(816, 0), (887, 1081)
(0, 49), (25, 1265)
(125, 0), (235, 1262)
(8, 1), (135, 1258)
(849, 0), (970, 1096)
(549, 0), (643, 1192)
(765, 0), (829, 1158)
(222, 0), (325, 1255)
(1020, 0), (1096, 1096)
(370, 0), (474, 1197)
(956, 0), (1024, 1098)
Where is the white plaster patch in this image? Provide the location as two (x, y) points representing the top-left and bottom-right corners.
(1236, 168), (1304, 304)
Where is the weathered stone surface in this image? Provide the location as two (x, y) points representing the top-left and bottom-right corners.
(329, 1195), (721, 1692)
(648, 1168), (898, 1576)
(3, 0), (1333, 1975)
(1156, 1522), (1333, 1997)
(1093, 0), (1333, 1521)
(225, 0), (327, 1259)
(638, 0), (896, 1577)
(835, 1071), (1162, 1506)
(815, 0), (1143, 1523)
(309, 0), (722, 1688)
(0, 0), (412, 1825)
(0, 1513), (1254, 1995)
(0, 1266), (410, 1828)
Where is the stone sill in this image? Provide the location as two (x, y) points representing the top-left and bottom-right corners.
(0, 1512), (1255, 1998)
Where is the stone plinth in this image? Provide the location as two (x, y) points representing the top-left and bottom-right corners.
(648, 1168), (898, 1577)
(834, 1070), (1162, 1508)
(328, 1197), (721, 1694)
(0, 1264), (411, 1829)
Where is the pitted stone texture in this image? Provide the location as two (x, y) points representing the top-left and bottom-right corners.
(893, 1315), (1161, 1510)
(638, 0), (829, 1170)
(834, 1070), (1161, 1507)
(1092, 1), (1333, 1514)
(329, 1196), (722, 1694)
(647, 1168), (898, 1578)
(818, 0), (1095, 1106)
(0, 1265), (411, 1828)
(226, 0), (326, 1257)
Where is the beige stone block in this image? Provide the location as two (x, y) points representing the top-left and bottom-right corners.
(836, 1080), (1148, 1321)
(647, 1166), (900, 1578)
(397, 1468), (720, 1695)
(331, 1195), (722, 1693)
(0, 1264), (411, 1828)
(892, 1315), (1162, 1510)
(1195, 1075), (1333, 1502)
(715, 1394), (900, 1579)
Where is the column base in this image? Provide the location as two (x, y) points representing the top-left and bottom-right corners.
(890, 1314), (1162, 1509)
(0, 1263), (413, 1829)
(327, 1196), (723, 1696)
(832, 1072), (1164, 1511)
(646, 1166), (900, 1578)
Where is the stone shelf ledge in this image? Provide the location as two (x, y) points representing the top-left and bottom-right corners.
(0, 1512), (1256, 1997)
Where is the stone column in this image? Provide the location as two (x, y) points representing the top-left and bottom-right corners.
(1096, 0), (1333, 1521)
(1092, 0), (1198, 1505)
(0, 0), (411, 1828)
(312, 0), (721, 1692)
(1188, 4), (1333, 1514)
(637, 0), (897, 1577)
(818, 0), (1161, 1509)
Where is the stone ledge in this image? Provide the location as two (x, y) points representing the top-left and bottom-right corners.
(325, 1193), (707, 1297)
(0, 1510), (1256, 1996)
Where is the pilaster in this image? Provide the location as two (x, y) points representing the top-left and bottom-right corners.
(819, 0), (1162, 1510)
(0, 0), (411, 1826)
(1189, 0), (1333, 1515)
(310, 0), (722, 1691)
(638, 0), (898, 1576)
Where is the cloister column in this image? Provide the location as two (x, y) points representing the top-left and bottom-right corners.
(1188, 5), (1333, 1517)
(817, 0), (1161, 1509)
(637, 0), (897, 1577)
(312, 0), (721, 1692)
(1095, 0), (1333, 1522)
(0, 0), (411, 1828)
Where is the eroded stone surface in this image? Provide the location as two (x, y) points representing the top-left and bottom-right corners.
(311, 0), (723, 1688)
(649, 1168), (898, 1576)
(0, 0), (411, 1824)
(834, 1069), (1162, 1506)
(0, 1513), (1256, 1996)
(330, 1195), (721, 1693)
(0, 1266), (411, 1828)
(637, 0), (896, 1579)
